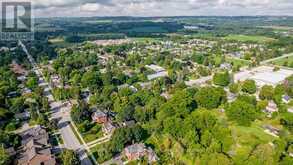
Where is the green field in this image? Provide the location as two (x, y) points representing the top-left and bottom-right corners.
(48, 37), (64, 43)
(271, 55), (293, 68)
(226, 57), (251, 67)
(224, 35), (276, 43)
(77, 123), (103, 143)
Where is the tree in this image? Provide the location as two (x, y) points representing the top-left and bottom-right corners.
(285, 75), (293, 97)
(71, 103), (90, 124)
(229, 83), (239, 94)
(201, 153), (232, 165)
(81, 71), (102, 90)
(259, 85), (274, 100)
(246, 144), (275, 165)
(213, 71), (230, 87)
(226, 100), (258, 126)
(0, 145), (9, 165)
(195, 87), (226, 109)
(60, 149), (80, 165)
(280, 113), (293, 132)
(26, 77), (38, 89)
(241, 80), (257, 94)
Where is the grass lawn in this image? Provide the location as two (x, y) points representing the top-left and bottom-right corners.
(226, 57), (251, 67)
(90, 142), (113, 163)
(271, 55), (293, 68)
(131, 37), (160, 43)
(212, 55), (250, 68)
(77, 123), (103, 143)
(224, 35), (276, 43)
(48, 37), (64, 43)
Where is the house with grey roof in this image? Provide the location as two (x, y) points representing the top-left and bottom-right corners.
(124, 143), (158, 163)
(16, 125), (56, 165)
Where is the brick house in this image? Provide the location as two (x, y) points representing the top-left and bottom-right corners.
(124, 143), (146, 161)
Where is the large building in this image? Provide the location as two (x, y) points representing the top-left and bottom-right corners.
(234, 66), (293, 87)
(16, 125), (56, 165)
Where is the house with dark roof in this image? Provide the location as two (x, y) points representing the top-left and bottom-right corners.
(92, 110), (108, 124)
(263, 125), (280, 137)
(282, 95), (291, 104)
(16, 125), (56, 165)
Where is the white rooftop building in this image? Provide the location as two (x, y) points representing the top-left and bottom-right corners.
(145, 64), (166, 73)
(234, 66), (293, 87)
(147, 71), (168, 80)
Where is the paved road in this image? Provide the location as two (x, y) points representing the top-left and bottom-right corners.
(19, 41), (93, 165)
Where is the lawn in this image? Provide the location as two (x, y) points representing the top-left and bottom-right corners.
(271, 55), (293, 68)
(224, 35), (276, 43)
(76, 123), (103, 143)
(48, 37), (64, 43)
(131, 37), (160, 43)
(212, 55), (250, 68)
(226, 57), (251, 67)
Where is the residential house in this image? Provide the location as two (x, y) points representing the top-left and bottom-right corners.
(21, 88), (32, 96)
(145, 64), (168, 80)
(102, 121), (116, 135)
(124, 143), (158, 163)
(118, 84), (138, 93)
(16, 125), (56, 165)
(264, 101), (278, 117)
(160, 92), (171, 100)
(139, 82), (152, 90)
(147, 71), (168, 80)
(263, 125), (281, 137)
(220, 63), (232, 70)
(10, 61), (28, 76)
(92, 110), (108, 124)
(15, 111), (30, 121)
(147, 147), (159, 163)
(17, 75), (27, 82)
(282, 95), (291, 104)
(227, 92), (237, 103)
(124, 143), (146, 161)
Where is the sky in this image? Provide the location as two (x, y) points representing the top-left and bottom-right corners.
(2, 0), (293, 17)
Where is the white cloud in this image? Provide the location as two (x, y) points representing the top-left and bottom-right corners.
(2, 0), (293, 17)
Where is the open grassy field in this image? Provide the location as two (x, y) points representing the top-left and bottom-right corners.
(271, 56), (293, 68)
(226, 57), (251, 67)
(224, 35), (276, 43)
(48, 37), (64, 43)
(131, 37), (161, 42)
(259, 26), (293, 31)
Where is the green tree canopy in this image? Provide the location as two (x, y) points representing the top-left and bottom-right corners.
(213, 71), (230, 87)
(226, 100), (259, 126)
(259, 85), (274, 100)
(195, 87), (226, 109)
(241, 80), (257, 94)
(60, 149), (80, 165)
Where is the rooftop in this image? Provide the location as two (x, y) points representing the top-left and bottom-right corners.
(234, 66), (293, 87)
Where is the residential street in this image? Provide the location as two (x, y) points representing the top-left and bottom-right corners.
(19, 41), (94, 165)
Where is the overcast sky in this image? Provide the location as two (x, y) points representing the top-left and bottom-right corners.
(3, 0), (293, 17)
